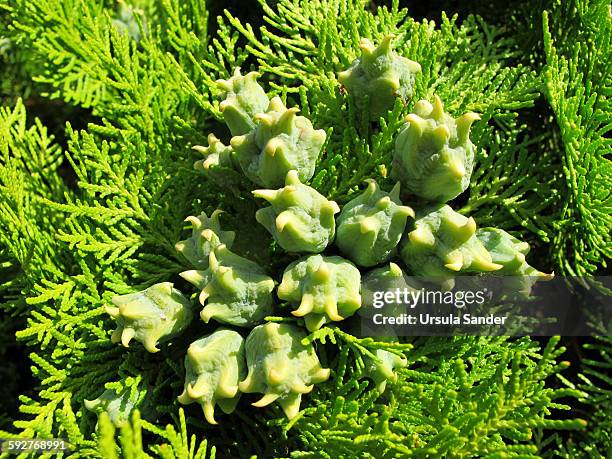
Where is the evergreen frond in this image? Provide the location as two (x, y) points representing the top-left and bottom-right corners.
(80, 409), (217, 459)
(286, 336), (584, 457)
(541, 1), (611, 275)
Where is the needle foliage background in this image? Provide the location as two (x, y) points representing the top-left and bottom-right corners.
(0, 0), (610, 457)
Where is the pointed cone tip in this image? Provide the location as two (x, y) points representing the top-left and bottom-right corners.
(185, 214), (202, 227)
(179, 270), (204, 285)
(399, 205), (415, 218)
(217, 383), (238, 399)
(192, 145), (208, 154)
(177, 391), (192, 405)
(404, 114), (424, 135)
(432, 95), (445, 120)
(199, 287), (212, 305)
(252, 392), (280, 408)
(84, 399), (99, 410)
(474, 259), (503, 271)
(358, 38), (375, 56)
(264, 138), (283, 156)
(325, 300), (343, 322)
(360, 217), (378, 234)
(245, 70), (261, 81)
(203, 402), (217, 425)
(121, 328), (135, 347)
(389, 262), (403, 276)
(408, 227), (434, 246)
(187, 344), (203, 361)
(238, 374), (253, 393)
(322, 200), (340, 215)
(229, 135), (246, 149)
(201, 229), (215, 241)
(275, 212), (294, 232)
(208, 249), (221, 270)
(278, 107), (299, 127)
(379, 35), (394, 53)
(255, 113), (275, 127)
(315, 367), (331, 382)
(376, 196), (391, 209)
(267, 96), (286, 112)
(292, 382), (314, 394)
(210, 208), (224, 221)
(200, 306), (213, 322)
(465, 217), (477, 234)
(541, 271), (555, 281)
(105, 305), (120, 318)
(252, 189), (278, 202)
(285, 169), (301, 185)
(186, 381), (206, 399)
(292, 294), (314, 317)
(445, 261), (463, 272)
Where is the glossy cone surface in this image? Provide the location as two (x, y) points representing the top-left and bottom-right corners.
(400, 205), (502, 289)
(392, 96), (479, 202)
(278, 254), (361, 331)
(253, 170), (340, 253)
(336, 180), (414, 266)
(178, 329), (246, 424)
(239, 323), (330, 420)
(232, 97), (326, 187)
(106, 282), (193, 353)
(180, 244), (274, 327)
(338, 35), (421, 119)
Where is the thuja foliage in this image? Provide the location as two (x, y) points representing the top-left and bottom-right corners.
(286, 333), (585, 458)
(550, 336), (612, 458)
(541, 1), (611, 276)
(88, 409), (218, 459)
(0, 0), (609, 458)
